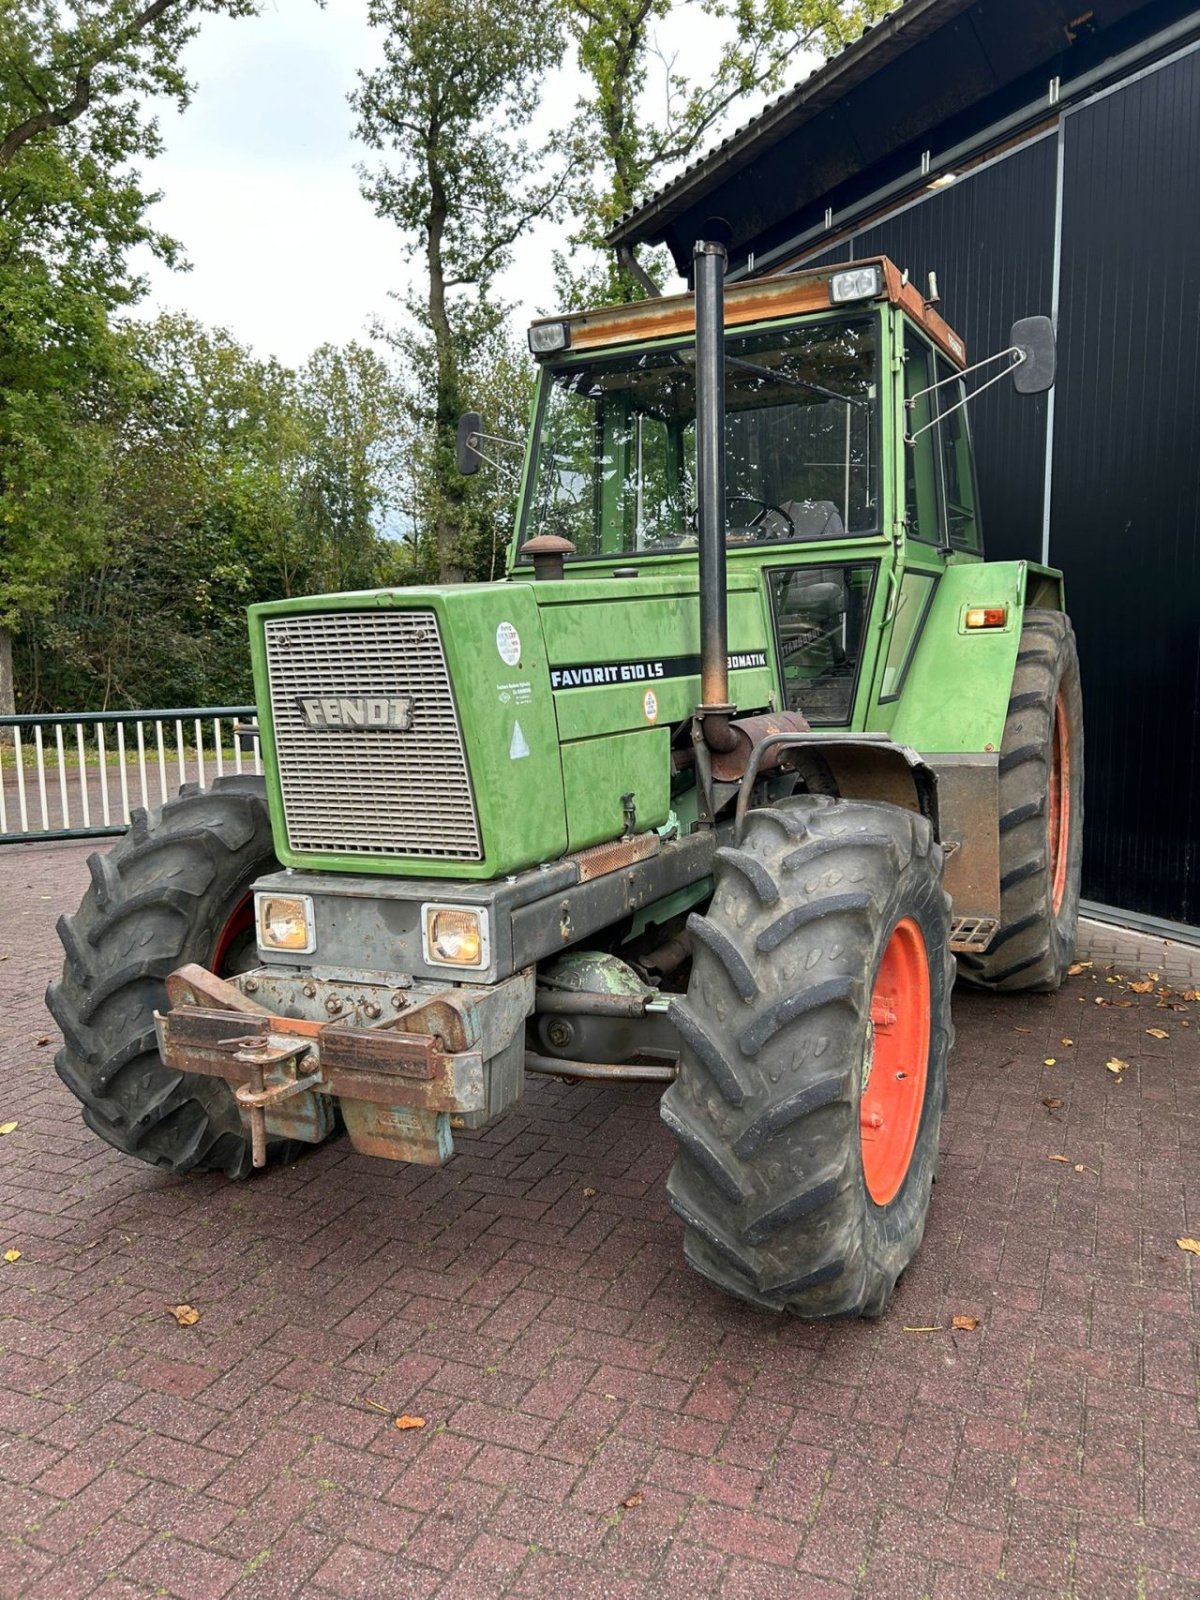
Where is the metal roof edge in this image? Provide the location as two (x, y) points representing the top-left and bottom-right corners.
(606, 0), (974, 248)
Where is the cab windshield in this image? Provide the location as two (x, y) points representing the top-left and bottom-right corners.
(522, 316), (879, 559)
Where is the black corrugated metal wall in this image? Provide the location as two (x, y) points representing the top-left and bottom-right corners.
(805, 50), (1199, 925)
(1051, 48), (1200, 923)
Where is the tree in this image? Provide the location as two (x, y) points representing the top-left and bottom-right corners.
(15, 315), (419, 713)
(557, 0), (901, 305)
(295, 343), (412, 596)
(351, 0), (565, 582)
(0, 0), (261, 715)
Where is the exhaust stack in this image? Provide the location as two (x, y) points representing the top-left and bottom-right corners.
(693, 239), (737, 753)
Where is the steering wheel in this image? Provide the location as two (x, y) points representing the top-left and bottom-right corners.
(690, 496), (796, 541)
(727, 495), (791, 531)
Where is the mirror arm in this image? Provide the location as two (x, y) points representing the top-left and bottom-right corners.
(906, 345), (1023, 411)
(904, 354), (1025, 447)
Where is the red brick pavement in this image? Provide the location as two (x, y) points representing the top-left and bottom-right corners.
(1, 839), (1198, 1600)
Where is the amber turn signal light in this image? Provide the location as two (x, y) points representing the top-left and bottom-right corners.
(964, 606), (1008, 629)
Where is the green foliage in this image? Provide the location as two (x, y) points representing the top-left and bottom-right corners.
(556, 0), (901, 302)
(352, 0), (564, 580)
(16, 317), (412, 711)
(0, 0), (262, 622)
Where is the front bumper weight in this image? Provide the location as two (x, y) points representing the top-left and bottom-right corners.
(153, 962), (533, 1166)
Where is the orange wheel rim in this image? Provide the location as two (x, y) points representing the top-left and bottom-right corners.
(860, 917), (931, 1206)
(211, 893), (254, 977)
(1048, 689), (1071, 915)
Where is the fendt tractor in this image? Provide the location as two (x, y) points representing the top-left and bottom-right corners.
(49, 249), (1083, 1319)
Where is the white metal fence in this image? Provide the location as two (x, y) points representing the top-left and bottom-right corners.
(0, 707), (260, 844)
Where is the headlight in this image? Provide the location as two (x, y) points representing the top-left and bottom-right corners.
(829, 265), (883, 304)
(422, 904), (489, 968)
(255, 893), (315, 953)
(528, 320), (571, 356)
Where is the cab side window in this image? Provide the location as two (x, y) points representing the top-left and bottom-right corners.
(903, 330), (940, 544)
(935, 356), (981, 551)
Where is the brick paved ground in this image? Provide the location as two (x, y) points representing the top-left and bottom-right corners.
(1, 840), (1198, 1600)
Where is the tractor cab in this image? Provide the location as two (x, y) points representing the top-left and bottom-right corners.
(517, 257), (975, 565)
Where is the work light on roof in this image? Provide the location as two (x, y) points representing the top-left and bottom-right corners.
(528, 320), (571, 356)
(829, 266), (883, 305)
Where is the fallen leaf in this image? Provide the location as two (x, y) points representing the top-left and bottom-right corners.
(1042, 1097), (1064, 1110)
(394, 1415), (426, 1431)
(603, 1393), (617, 1401)
(1094, 997), (1109, 1006)
(1061, 1038), (1074, 1046)
(1013, 1027), (1032, 1034)
(1043, 1058), (1057, 1067)
(1105, 1058), (1128, 1075)
(582, 1187), (597, 1198)
(1105, 976), (1120, 985)
(1068, 962), (1092, 975)
(1074, 1163), (1100, 1175)
(3, 1249), (21, 1263)
(360, 1398), (392, 1415)
(167, 1304), (200, 1326)
(1146, 1028), (1169, 1040)
(1177, 1239), (1200, 1257)
(621, 1492), (644, 1509)
(951, 1314), (980, 1332)
(35, 1036), (49, 1046)
(0, 1121), (17, 1135)
(1183, 989), (1200, 1002)
(1129, 980), (1155, 994)
(903, 1325), (944, 1333)
(1047, 1154), (1071, 1163)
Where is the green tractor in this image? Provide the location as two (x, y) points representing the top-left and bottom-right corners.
(48, 249), (1082, 1319)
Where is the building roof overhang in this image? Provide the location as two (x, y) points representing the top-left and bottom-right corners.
(608, 0), (1176, 277)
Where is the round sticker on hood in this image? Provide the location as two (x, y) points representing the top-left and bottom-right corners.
(496, 621), (521, 667)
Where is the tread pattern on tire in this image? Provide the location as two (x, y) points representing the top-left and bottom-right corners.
(46, 775), (295, 1178)
(958, 608), (1084, 993)
(662, 795), (954, 1320)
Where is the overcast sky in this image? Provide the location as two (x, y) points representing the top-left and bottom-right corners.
(131, 0), (815, 369)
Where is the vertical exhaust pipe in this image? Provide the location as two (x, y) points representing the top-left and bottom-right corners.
(694, 239), (737, 752)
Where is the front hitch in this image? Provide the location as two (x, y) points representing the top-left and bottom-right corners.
(154, 962), (534, 1167)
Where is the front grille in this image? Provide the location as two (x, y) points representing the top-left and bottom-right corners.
(264, 610), (482, 860)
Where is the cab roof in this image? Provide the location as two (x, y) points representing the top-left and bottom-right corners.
(529, 256), (967, 369)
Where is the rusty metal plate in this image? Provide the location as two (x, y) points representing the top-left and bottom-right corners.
(928, 755), (1001, 923)
(339, 1099), (453, 1163)
(568, 832), (660, 882)
(155, 1008), (270, 1081)
(319, 1023), (439, 1080)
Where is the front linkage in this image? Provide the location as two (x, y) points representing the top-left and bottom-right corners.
(155, 962), (532, 1167)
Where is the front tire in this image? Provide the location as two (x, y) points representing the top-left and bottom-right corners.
(662, 795), (954, 1319)
(46, 776), (300, 1178)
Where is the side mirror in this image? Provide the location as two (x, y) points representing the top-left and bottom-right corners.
(1010, 316), (1056, 395)
(456, 412), (483, 475)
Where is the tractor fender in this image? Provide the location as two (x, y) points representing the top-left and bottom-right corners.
(733, 732), (938, 843)
(885, 560), (1064, 756)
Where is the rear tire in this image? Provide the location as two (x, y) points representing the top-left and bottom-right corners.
(958, 608), (1084, 992)
(662, 795), (953, 1319)
(46, 776), (300, 1178)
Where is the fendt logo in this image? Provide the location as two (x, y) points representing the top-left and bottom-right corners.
(298, 696), (413, 731)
